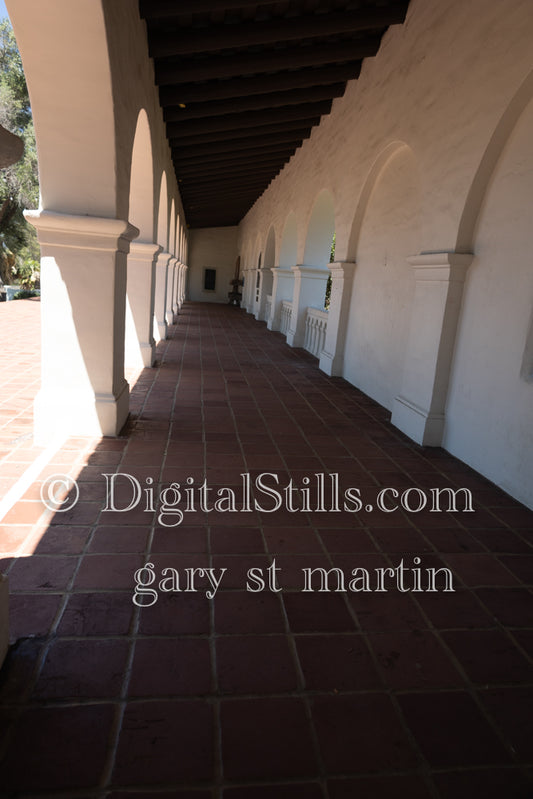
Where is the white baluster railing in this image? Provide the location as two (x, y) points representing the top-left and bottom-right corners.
(280, 300), (292, 335)
(303, 307), (328, 358)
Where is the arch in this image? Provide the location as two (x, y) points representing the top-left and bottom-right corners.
(9, 0), (118, 216)
(264, 226), (276, 268)
(343, 144), (421, 410)
(157, 171), (168, 250)
(444, 89), (533, 508)
(279, 212), (298, 268)
(256, 225), (276, 321)
(128, 109), (154, 240)
(303, 190), (335, 268)
(456, 68), (533, 252)
(346, 140), (408, 261)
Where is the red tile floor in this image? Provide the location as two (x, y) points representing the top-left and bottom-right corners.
(0, 299), (532, 798)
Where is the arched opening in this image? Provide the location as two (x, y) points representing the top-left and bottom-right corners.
(287, 191), (334, 348)
(125, 109), (157, 370)
(256, 225), (275, 322)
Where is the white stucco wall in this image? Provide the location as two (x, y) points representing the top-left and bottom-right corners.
(188, 227), (239, 304)
(443, 97), (533, 508)
(343, 145), (420, 410)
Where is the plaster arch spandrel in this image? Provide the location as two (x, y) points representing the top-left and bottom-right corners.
(455, 68), (533, 254)
(343, 143), (422, 411)
(302, 189), (336, 269)
(346, 141), (410, 262)
(443, 82), (533, 509)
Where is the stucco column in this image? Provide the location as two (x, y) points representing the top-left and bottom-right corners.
(26, 210), (138, 444)
(154, 250), (171, 342)
(242, 268), (254, 313)
(391, 252), (473, 446)
(268, 267), (294, 331)
(165, 256), (177, 325)
(180, 264), (188, 306)
(319, 261), (356, 376)
(177, 262), (185, 310)
(286, 265), (330, 348)
(125, 241), (160, 369)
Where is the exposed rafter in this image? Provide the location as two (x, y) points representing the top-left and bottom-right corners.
(139, 0), (410, 228)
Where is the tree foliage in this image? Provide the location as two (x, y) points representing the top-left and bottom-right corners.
(0, 18), (39, 287)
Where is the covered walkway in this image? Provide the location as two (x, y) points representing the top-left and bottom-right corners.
(0, 301), (531, 798)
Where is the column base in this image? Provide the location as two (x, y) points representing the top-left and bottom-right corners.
(319, 349), (342, 377)
(139, 342), (155, 368)
(391, 395), (444, 446)
(286, 328), (303, 348)
(0, 574), (8, 670)
(154, 319), (167, 343)
(34, 380), (129, 446)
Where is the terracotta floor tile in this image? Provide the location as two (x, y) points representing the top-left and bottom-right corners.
(442, 629), (532, 684)
(138, 592), (210, 635)
(368, 629), (462, 689)
(221, 697), (318, 780)
(216, 634), (298, 694)
(312, 693), (419, 773)
(0, 704), (114, 791)
(296, 633), (382, 691)
(57, 591), (134, 636)
(223, 785), (323, 798)
(327, 775), (431, 799)
(129, 638), (211, 696)
(215, 591), (286, 634)
(432, 768), (533, 799)
(33, 638), (129, 698)
(113, 700), (214, 785)
(479, 686), (533, 762)
(398, 691), (512, 767)
(284, 591), (357, 633)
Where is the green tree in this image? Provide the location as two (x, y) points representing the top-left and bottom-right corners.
(0, 18), (39, 288)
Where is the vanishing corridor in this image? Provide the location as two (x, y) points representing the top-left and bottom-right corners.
(0, 300), (532, 798)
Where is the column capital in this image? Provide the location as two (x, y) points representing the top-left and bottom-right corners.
(129, 241), (162, 261)
(328, 260), (357, 278)
(271, 267), (293, 278)
(406, 251), (474, 281)
(156, 250), (172, 265)
(25, 210), (139, 252)
(292, 264), (330, 279)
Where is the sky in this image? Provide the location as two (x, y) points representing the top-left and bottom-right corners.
(0, 1), (8, 20)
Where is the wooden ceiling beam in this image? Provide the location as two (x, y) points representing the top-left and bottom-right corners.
(155, 38), (381, 84)
(176, 155), (293, 179)
(140, 0), (282, 18)
(149, 4), (408, 57)
(167, 101), (331, 137)
(171, 122), (316, 150)
(164, 83), (345, 122)
(173, 142), (299, 170)
(181, 180), (275, 198)
(180, 175), (281, 194)
(159, 63), (362, 105)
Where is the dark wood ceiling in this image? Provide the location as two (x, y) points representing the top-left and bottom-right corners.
(139, 0), (410, 229)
